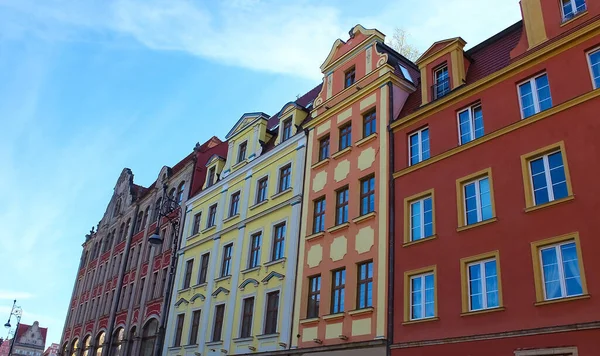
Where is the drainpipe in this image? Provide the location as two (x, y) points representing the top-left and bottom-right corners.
(386, 81), (396, 356)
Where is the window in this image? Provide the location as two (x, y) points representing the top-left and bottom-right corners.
(406, 268), (436, 321)
(409, 128), (430, 165)
(272, 223), (286, 261)
(357, 261), (373, 309)
(264, 291), (280, 334)
(207, 167), (216, 187)
(521, 143), (572, 209)
(248, 233), (261, 269)
(177, 181), (185, 204)
(588, 48), (600, 89)
(256, 177), (268, 204)
(135, 211), (144, 233)
(212, 305), (225, 342)
(331, 269), (346, 313)
(189, 310), (201, 345)
(198, 253), (209, 284)
(363, 110), (377, 137)
(339, 123), (352, 150)
(457, 105), (484, 144)
(561, 0), (586, 20)
(136, 278), (145, 305)
(183, 259), (193, 289)
(278, 164), (291, 192)
(313, 198), (326, 234)
(282, 118), (293, 142)
(173, 314), (184, 346)
(307, 275), (321, 318)
(153, 198), (162, 222)
(360, 175), (375, 215)
(237, 142), (247, 163)
(319, 135), (330, 161)
(531, 234), (587, 302)
(207, 204), (217, 228)
(405, 191), (434, 243)
(221, 244), (233, 277)
(344, 66), (356, 88)
(191, 213), (201, 235)
(229, 192), (240, 217)
(519, 73), (552, 118)
(458, 171), (494, 226)
(335, 186), (349, 225)
(460, 252), (502, 313)
(433, 65), (450, 99)
(240, 297), (254, 338)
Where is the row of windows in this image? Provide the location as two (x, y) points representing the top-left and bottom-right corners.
(404, 142), (571, 244)
(306, 260), (373, 319)
(403, 234), (586, 322)
(173, 291), (281, 346)
(317, 109), (377, 162)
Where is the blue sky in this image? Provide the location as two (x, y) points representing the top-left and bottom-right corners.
(0, 0), (521, 346)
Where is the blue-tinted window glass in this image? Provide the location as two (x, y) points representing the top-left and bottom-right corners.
(590, 50), (600, 88)
(535, 75), (552, 112)
(519, 81), (536, 118)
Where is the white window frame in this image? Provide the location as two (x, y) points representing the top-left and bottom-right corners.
(238, 295), (256, 338)
(408, 127), (429, 166)
(433, 65), (450, 98)
(517, 73), (551, 119)
(528, 150), (563, 204)
(463, 176), (490, 225)
(467, 258), (499, 311)
(410, 273), (435, 321)
(586, 47), (600, 90)
(456, 104), (483, 145)
(261, 287), (281, 335)
(409, 196), (432, 241)
(540, 241), (582, 300)
(560, 0), (586, 21)
(211, 303), (226, 342)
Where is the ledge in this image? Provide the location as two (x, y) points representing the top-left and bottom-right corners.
(402, 317), (439, 325)
(264, 258), (286, 268)
(456, 217), (498, 232)
(183, 344), (198, 349)
(525, 195), (574, 213)
(352, 211), (376, 224)
(461, 307), (505, 317)
(223, 214), (240, 224)
(193, 282), (207, 289)
(201, 225), (217, 234)
(204, 340), (223, 347)
(534, 294), (590, 307)
(299, 317), (320, 325)
(327, 223), (350, 234)
(306, 232), (325, 241)
(231, 160), (248, 170)
(311, 158), (330, 170)
(560, 11), (588, 27)
(331, 146), (352, 160)
(272, 187), (293, 200)
(256, 333), (279, 340)
(348, 307), (374, 317)
(214, 275), (231, 283)
(249, 199), (269, 210)
(232, 337), (254, 344)
(177, 287), (191, 294)
(322, 312), (345, 321)
(241, 266), (261, 275)
(355, 133), (378, 147)
(403, 235), (437, 248)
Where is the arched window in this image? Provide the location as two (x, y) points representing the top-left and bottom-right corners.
(94, 332), (105, 356)
(70, 339), (78, 356)
(110, 328), (124, 356)
(62, 342), (68, 356)
(140, 319), (158, 356)
(113, 199), (122, 218)
(124, 326), (136, 356)
(118, 223), (125, 242)
(177, 181), (185, 204)
(135, 212), (144, 233)
(82, 336), (92, 356)
(124, 219), (131, 239)
(153, 198), (162, 222)
(142, 208), (149, 229)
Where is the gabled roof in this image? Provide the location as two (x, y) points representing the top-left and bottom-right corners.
(320, 24), (385, 72)
(415, 37), (466, 65)
(205, 154), (226, 167)
(225, 112), (270, 140)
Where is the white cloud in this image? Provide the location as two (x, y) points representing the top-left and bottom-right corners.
(0, 291), (34, 300)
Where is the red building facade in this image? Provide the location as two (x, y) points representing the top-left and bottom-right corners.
(390, 1), (600, 355)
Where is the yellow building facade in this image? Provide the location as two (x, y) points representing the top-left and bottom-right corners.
(163, 97), (316, 356)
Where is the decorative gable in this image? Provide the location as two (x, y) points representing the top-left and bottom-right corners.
(190, 293), (205, 303)
(261, 271), (285, 285)
(211, 286), (230, 298)
(174, 298), (189, 308)
(203, 154), (226, 189)
(238, 278), (259, 290)
(275, 102), (308, 145)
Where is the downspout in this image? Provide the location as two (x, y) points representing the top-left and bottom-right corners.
(386, 81), (396, 356)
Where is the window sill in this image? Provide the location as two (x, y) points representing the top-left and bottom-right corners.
(402, 317), (439, 325)
(204, 341), (223, 347)
(525, 195), (574, 213)
(352, 212), (376, 224)
(327, 223), (350, 234)
(183, 344), (198, 349)
(299, 317), (320, 325)
(456, 217), (498, 232)
(311, 158), (330, 170)
(534, 294), (590, 306)
(460, 306), (505, 317)
(214, 275), (231, 283)
(306, 232), (325, 241)
(322, 312), (345, 321)
(249, 199), (269, 210)
(331, 146), (352, 160)
(561, 10), (588, 27)
(231, 160), (248, 170)
(256, 333), (279, 340)
(403, 235), (437, 247)
(178, 287), (191, 294)
(201, 225), (217, 234)
(241, 266), (261, 275)
(264, 258), (286, 268)
(348, 307), (374, 317)
(193, 282), (207, 289)
(232, 337), (254, 343)
(356, 133), (378, 147)
(223, 214), (240, 224)
(272, 187), (293, 200)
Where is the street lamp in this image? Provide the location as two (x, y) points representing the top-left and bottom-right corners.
(150, 183), (183, 356)
(4, 300), (23, 356)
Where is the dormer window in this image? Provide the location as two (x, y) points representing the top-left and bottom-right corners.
(345, 66), (356, 88)
(561, 0), (586, 21)
(237, 142), (247, 163)
(433, 65), (450, 100)
(282, 118), (292, 142)
(207, 167), (216, 187)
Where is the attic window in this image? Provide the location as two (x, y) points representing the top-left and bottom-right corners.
(282, 118), (292, 142)
(561, 0), (586, 21)
(399, 65), (414, 83)
(237, 141), (247, 163)
(432, 65), (450, 100)
(345, 66), (356, 88)
(207, 166), (216, 187)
